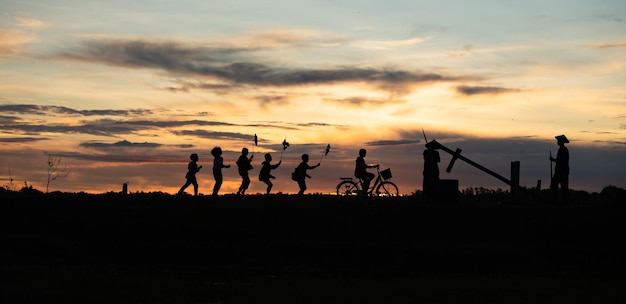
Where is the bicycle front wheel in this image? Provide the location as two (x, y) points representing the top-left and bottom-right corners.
(336, 181), (360, 196)
(375, 181), (399, 197)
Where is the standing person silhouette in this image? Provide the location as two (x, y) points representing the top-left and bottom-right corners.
(292, 154), (320, 195)
(423, 142), (441, 199)
(550, 134), (570, 204)
(177, 153), (202, 196)
(354, 148), (377, 195)
(259, 153), (281, 195)
(211, 147), (230, 196)
(236, 148), (254, 195)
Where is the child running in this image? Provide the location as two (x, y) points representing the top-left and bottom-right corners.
(177, 153), (202, 196)
(292, 153), (320, 195)
(211, 147), (230, 196)
(236, 148), (254, 195)
(259, 153), (281, 195)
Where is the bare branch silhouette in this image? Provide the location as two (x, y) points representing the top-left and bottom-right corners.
(46, 153), (69, 193)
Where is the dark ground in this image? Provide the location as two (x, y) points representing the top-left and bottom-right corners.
(1, 191), (625, 303)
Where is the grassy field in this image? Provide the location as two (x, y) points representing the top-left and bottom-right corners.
(1, 192), (625, 303)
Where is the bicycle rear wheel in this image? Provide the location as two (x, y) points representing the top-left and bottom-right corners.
(375, 181), (399, 197)
(336, 181), (360, 196)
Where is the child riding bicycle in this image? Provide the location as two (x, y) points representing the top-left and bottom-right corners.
(355, 148), (378, 194)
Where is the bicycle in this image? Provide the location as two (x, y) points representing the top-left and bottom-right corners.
(336, 166), (399, 196)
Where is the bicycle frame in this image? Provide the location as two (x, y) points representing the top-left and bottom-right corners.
(366, 167), (385, 195)
(337, 166), (397, 196)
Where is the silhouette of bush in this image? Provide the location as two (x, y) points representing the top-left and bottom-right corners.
(600, 185), (626, 206)
(19, 184), (43, 195)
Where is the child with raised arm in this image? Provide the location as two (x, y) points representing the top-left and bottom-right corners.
(178, 153), (202, 196)
(293, 153), (320, 195)
(211, 147), (230, 196)
(259, 153), (281, 195)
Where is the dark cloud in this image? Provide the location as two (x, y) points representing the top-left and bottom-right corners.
(0, 123), (125, 136)
(0, 137), (49, 143)
(593, 140), (626, 145)
(123, 120), (236, 128)
(255, 95), (291, 106)
(239, 123), (300, 131)
(0, 121), (143, 137)
(456, 85), (520, 96)
(163, 86), (190, 93)
(1, 106), (316, 139)
(325, 97), (404, 107)
(0, 116), (241, 137)
(296, 122), (333, 127)
(0, 104), (47, 115)
(80, 140), (161, 149)
(80, 140), (194, 150)
(163, 80), (238, 94)
(0, 104), (152, 116)
(0, 115), (20, 123)
(367, 139), (421, 146)
(380, 128), (552, 154)
(59, 39), (206, 69)
(58, 38), (469, 89)
(592, 43), (626, 49)
(173, 129), (253, 141)
(56, 151), (182, 163)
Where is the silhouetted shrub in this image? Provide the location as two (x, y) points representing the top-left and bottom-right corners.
(600, 185), (626, 206)
(19, 184), (43, 195)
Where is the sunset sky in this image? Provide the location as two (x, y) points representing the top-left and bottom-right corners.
(1, 0), (625, 195)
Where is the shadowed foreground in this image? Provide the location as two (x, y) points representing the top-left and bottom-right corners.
(1, 193), (625, 303)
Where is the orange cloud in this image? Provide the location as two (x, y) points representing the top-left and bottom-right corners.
(0, 29), (33, 56)
(13, 15), (48, 29)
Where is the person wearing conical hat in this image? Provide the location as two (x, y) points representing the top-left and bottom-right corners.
(550, 135), (569, 204)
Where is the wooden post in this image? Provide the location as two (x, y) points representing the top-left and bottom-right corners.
(511, 161), (520, 202)
(536, 179), (542, 191)
(446, 148), (463, 173)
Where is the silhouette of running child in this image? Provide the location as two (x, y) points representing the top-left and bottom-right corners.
(259, 153), (281, 195)
(550, 134), (570, 204)
(211, 147), (230, 196)
(355, 148), (378, 195)
(177, 153), (203, 196)
(236, 148), (254, 195)
(292, 154), (320, 195)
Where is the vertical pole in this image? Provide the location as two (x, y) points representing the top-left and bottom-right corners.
(511, 161), (520, 202)
(549, 151), (553, 182)
(536, 179), (542, 191)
